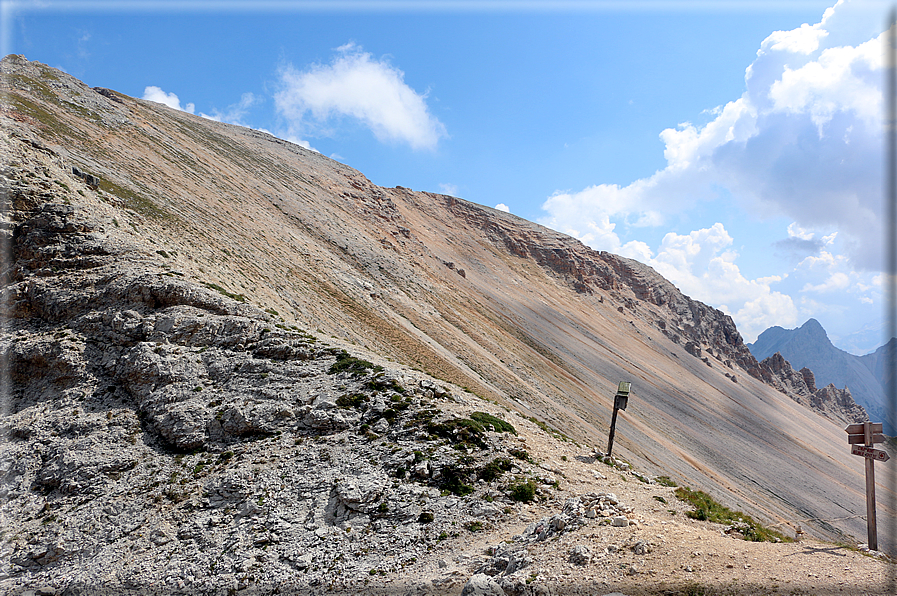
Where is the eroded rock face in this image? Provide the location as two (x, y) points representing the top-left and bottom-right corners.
(758, 353), (867, 425)
(0, 130), (547, 595)
(435, 194), (758, 374)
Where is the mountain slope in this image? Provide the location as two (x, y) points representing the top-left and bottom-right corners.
(749, 319), (892, 433)
(1, 51), (894, 573)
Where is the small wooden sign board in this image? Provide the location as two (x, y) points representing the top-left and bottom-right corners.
(851, 444), (890, 462)
(845, 421), (889, 551)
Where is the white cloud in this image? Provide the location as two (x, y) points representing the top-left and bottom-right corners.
(638, 223), (798, 343)
(439, 183), (459, 197)
(734, 292), (800, 343)
(539, 0), (883, 338)
(494, 203), (510, 213)
(200, 92), (261, 127)
(767, 36), (880, 134)
(275, 42), (446, 150)
(787, 222), (814, 241)
(143, 86), (195, 114)
(283, 135), (318, 153)
(802, 271), (851, 293)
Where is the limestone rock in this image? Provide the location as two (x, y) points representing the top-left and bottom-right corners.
(461, 573), (505, 596)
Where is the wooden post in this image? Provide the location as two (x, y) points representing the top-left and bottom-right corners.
(846, 421), (888, 550)
(606, 382), (630, 458)
(606, 406), (619, 457)
(864, 421), (878, 551)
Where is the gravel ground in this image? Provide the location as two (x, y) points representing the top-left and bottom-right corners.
(383, 409), (896, 596)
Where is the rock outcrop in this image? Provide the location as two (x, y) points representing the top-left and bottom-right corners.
(0, 122), (560, 594)
(756, 353), (867, 426)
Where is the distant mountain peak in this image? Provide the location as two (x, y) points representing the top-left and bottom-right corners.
(750, 319), (893, 434)
(799, 318), (828, 339)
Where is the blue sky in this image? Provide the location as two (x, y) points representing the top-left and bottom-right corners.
(3, 0), (891, 354)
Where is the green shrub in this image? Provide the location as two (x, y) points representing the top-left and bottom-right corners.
(439, 464), (473, 496)
(426, 418), (488, 449)
(465, 521), (484, 532)
(470, 411), (516, 434)
(336, 393), (367, 409)
(328, 351), (383, 376)
(507, 478), (536, 503)
(366, 377), (405, 394)
(479, 457), (513, 482)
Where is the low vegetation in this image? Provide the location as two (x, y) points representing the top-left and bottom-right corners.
(507, 477), (536, 503)
(426, 411), (516, 451)
(327, 350), (383, 376)
(202, 282), (246, 303)
(674, 487), (791, 543)
(469, 411), (517, 435)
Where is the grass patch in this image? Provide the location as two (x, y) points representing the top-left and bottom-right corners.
(674, 487), (791, 543)
(4, 93), (83, 140)
(655, 475), (678, 487)
(98, 177), (171, 220)
(470, 411), (516, 435)
(524, 415), (570, 441)
(202, 281), (246, 303)
(328, 350), (383, 377)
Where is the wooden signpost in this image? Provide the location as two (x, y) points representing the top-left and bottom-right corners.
(846, 421), (889, 551)
(606, 381), (631, 457)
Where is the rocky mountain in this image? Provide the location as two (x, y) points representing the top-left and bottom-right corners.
(750, 353), (867, 427)
(859, 337), (897, 401)
(1, 54), (894, 594)
(749, 318), (892, 434)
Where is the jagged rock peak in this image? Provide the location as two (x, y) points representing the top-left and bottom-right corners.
(759, 353), (866, 426)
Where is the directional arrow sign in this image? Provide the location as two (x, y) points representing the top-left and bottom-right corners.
(852, 444), (890, 462)
(848, 434), (887, 445)
(845, 423), (883, 434)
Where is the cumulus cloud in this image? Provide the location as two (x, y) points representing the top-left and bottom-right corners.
(200, 92), (261, 127)
(773, 222), (836, 261)
(494, 203), (510, 213)
(143, 86), (195, 114)
(539, 0), (883, 337)
(275, 42), (446, 150)
(641, 223), (799, 343)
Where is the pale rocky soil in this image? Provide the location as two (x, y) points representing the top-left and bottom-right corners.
(413, 418), (895, 596)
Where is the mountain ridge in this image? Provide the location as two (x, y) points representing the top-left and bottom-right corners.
(749, 318), (892, 433)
